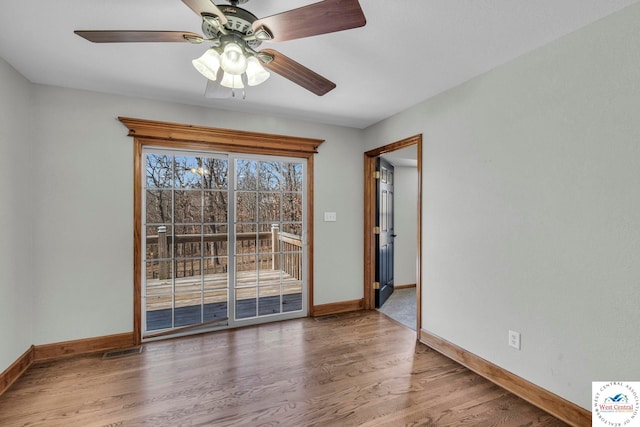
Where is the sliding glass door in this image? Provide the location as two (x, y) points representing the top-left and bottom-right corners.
(142, 149), (306, 338)
(232, 157), (305, 320)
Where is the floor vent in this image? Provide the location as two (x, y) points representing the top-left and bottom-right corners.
(103, 346), (143, 360)
(314, 314), (339, 322)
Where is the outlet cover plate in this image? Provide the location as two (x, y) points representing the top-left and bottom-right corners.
(508, 330), (521, 350)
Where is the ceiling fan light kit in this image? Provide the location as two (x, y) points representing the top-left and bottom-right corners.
(220, 72), (245, 90)
(190, 5), (274, 97)
(192, 49), (221, 81)
(74, 0), (366, 97)
(220, 42), (247, 75)
(245, 56), (270, 86)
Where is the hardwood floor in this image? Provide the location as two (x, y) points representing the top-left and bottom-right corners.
(0, 311), (568, 426)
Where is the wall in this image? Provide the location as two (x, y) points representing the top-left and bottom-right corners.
(363, 3), (640, 410)
(0, 59), (33, 371)
(28, 85), (364, 344)
(393, 166), (418, 286)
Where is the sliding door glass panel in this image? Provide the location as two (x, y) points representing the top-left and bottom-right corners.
(143, 151), (229, 335)
(233, 158), (305, 321)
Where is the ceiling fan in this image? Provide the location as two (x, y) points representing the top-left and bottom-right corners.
(74, 0), (366, 97)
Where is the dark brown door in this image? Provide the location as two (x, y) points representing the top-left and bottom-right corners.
(375, 157), (395, 308)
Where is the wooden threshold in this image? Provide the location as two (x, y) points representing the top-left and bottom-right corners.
(144, 318), (228, 340)
(419, 329), (591, 426)
(0, 346), (34, 396)
(312, 299), (364, 317)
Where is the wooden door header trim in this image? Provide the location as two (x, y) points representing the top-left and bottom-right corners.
(365, 134), (421, 157)
(118, 117), (324, 155)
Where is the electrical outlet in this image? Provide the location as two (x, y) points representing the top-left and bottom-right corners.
(508, 330), (521, 350)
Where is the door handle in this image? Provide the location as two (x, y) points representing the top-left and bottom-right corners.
(391, 234), (397, 238)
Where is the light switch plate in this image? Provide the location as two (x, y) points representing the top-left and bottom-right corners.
(324, 212), (337, 222)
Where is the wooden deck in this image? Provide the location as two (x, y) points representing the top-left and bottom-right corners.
(145, 269), (302, 311)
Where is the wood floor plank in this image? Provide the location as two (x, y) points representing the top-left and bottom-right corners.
(0, 311), (569, 427)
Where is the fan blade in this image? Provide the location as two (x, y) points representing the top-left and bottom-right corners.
(252, 0), (366, 42)
(74, 30), (202, 43)
(260, 49), (335, 96)
(182, 0), (228, 25)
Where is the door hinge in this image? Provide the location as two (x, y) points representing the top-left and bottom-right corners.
(374, 226), (380, 234)
(374, 171), (380, 179)
(373, 282), (380, 290)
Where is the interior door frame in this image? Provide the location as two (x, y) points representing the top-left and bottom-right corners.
(364, 134), (422, 332)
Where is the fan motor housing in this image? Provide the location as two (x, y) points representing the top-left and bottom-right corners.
(202, 6), (262, 48)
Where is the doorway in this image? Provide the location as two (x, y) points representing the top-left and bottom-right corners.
(364, 135), (422, 332)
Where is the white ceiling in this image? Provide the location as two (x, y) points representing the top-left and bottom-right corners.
(1, 0), (638, 129)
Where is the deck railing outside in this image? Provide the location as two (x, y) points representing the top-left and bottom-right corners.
(146, 224), (302, 281)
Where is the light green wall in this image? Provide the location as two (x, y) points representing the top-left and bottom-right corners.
(0, 58), (33, 370)
(364, 3), (640, 409)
